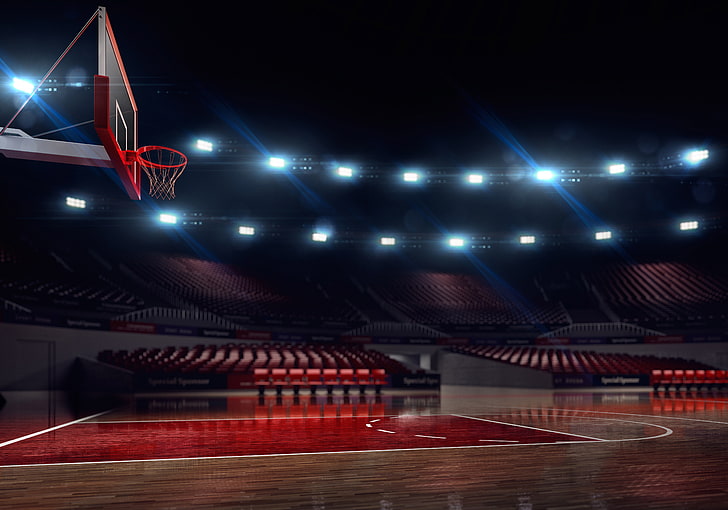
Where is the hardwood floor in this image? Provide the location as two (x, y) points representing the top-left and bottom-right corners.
(2, 386), (728, 509)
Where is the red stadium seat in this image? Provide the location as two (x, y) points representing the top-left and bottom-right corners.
(355, 369), (371, 393)
(705, 370), (717, 388)
(288, 368), (306, 394)
(371, 369), (387, 394)
(684, 370), (696, 389)
(323, 368), (339, 394)
(304, 368), (324, 394)
(650, 370), (662, 390)
(254, 368), (271, 395)
(339, 369), (356, 394)
(672, 370), (685, 389)
(271, 368), (289, 394)
(694, 370), (706, 389)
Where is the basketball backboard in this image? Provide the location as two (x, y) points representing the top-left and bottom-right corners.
(0, 6), (142, 200)
(93, 6), (141, 200)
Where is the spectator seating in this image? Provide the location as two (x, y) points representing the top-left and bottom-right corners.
(99, 343), (403, 394)
(651, 369), (728, 391)
(368, 271), (570, 328)
(252, 367), (387, 395)
(585, 261), (728, 324)
(450, 344), (715, 380)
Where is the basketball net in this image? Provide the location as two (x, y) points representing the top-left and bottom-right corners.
(137, 146), (188, 200)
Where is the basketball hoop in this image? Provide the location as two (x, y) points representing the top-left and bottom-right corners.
(137, 146), (188, 200)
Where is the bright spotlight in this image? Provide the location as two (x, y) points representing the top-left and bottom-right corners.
(12, 77), (34, 94)
(380, 236), (397, 246)
(535, 169), (555, 181)
(519, 235), (536, 245)
(268, 157), (286, 168)
(608, 163), (626, 175)
(448, 237), (465, 248)
(684, 149), (709, 165)
(337, 166), (353, 178)
(312, 232), (328, 243)
(402, 171), (420, 183)
(159, 213), (177, 225)
(595, 230), (612, 241)
(65, 196), (86, 209)
(466, 173), (484, 184)
(238, 225), (255, 236)
(196, 139), (214, 152)
(679, 220), (699, 231)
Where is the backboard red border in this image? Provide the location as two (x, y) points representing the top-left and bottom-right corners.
(94, 7), (141, 200)
(94, 74), (140, 200)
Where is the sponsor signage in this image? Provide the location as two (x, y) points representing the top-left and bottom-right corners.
(135, 373), (228, 391)
(389, 373), (441, 388)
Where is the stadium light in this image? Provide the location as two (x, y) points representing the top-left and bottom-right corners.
(12, 77), (34, 94)
(679, 220), (699, 231)
(238, 225), (255, 236)
(196, 139), (214, 152)
(159, 213), (177, 225)
(312, 232), (328, 243)
(684, 149), (709, 165)
(535, 169), (555, 181)
(65, 196), (86, 209)
(465, 173), (484, 185)
(380, 236), (397, 246)
(595, 230), (612, 241)
(448, 237), (466, 248)
(519, 235), (536, 245)
(402, 171), (421, 183)
(268, 156), (286, 168)
(336, 166), (354, 178)
(608, 163), (626, 175)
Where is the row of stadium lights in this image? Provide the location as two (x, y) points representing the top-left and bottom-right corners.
(64, 199), (701, 248)
(195, 140), (710, 183)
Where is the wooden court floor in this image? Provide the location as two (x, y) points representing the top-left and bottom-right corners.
(1, 386), (728, 509)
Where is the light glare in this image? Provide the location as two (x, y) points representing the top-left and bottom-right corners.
(159, 213), (177, 224)
(595, 230), (612, 240)
(12, 77), (34, 94)
(608, 164), (626, 175)
(679, 220), (699, 231)
(448, 237), (465, 248)
(269, 157), (286, 168)
(535, 169), (554, 181)
(238, 225), (255, 236)
(65, 196), (86, 209)
(685, 149), (709, 164)
(380, 236), (396, 246)
(196, 139), (213, 152)
(466, 173), (484, 184)
(403, 171), (420, 182)
(312, 232), (328, 243)
(337, 166), (353, 178)
(519, 235), (536, 244)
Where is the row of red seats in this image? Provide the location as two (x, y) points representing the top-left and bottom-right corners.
(254, 367), (387, 395)
(651, 369), (728, 390)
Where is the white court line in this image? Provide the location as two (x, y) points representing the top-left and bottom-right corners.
(415, 435), (446, 440)
(479, 439), (518, 443)
(0, 410), (112, 449)
(0, 439), (607, 469)
(451, 414), (608, 442)
(509, 406), (728, 426)
(87, 414), (398, 425)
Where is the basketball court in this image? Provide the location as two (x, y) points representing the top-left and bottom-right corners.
(1, 6), (727, 509)
(1, 386), (727, 508)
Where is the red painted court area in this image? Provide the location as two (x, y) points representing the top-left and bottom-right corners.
(0, 413), (601, 466)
